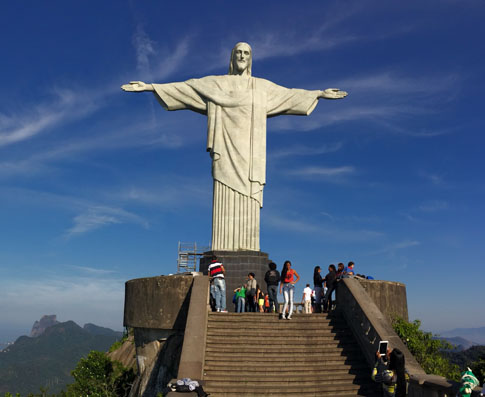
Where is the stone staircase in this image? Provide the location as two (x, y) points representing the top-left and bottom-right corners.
(202, 311), (379, 397)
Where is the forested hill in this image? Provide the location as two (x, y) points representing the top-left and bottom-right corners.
(0, 320), (122, 395)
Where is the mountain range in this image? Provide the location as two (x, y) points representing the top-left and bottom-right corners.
(0, 317), (122, 395)
(439, 327), (485, 345)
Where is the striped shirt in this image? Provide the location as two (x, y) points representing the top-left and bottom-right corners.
(209, 261), (224, 278)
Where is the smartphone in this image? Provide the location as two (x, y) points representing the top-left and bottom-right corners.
(379, 340), (388, 356)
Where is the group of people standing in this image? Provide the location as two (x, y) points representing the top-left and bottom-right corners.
(312, 261), (355, 313)
(208, 254), (357, 318)
(233, 260), (300, 319)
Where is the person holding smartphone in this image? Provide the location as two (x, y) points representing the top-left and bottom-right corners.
(372, 344), (407, 397)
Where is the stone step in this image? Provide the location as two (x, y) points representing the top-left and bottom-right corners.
(203, 382), (368, 393)
(207, 313), (343, 322)
(205, 337), (356, 347)
(203, 367), (369, 377)
(207, 320), (344, 333)
(202, 311), (378, 397)
(207, 324), (352, 336)
(204, 354), (366, 364)
(202, 386), (377, 397)
(204, 346), (362, 359)
(203, 373), (368, 385)
(205, 344), (359, 354)
(206, 333), (353, 342)
(207, 321), (346, 329)
(204, 358), (366, 370)
(204, 360), (364, 376)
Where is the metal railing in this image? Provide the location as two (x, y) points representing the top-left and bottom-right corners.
(177, 241), (210, 273)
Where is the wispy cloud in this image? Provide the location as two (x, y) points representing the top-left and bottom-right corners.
(0, 30), (190, 154)
(400, 199), (449, 223)
(419, 171), (446, 186)
(152, 38), (191, 81)
(246, 3), (365, 62)
(68, 265), (117, 275)
(65, 206), (149, 238)
(133, 24), (156, 77)
(114, 180), (211, 208)
(250, 32), (357, 62)
(0, 89), (98, 148)
(270, 103), (412, 132)
(288, 165), (355, 177)
(338, 72), (459, 97)
(418, 200), (449, 212)
(268, 70), (460, 135)
(366, 240), (420, 256)
(264, 212), (383, 242)
(269, 142), (343, 159)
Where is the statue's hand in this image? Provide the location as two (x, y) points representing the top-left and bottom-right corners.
(121, 81), (153, 92)
(320, 88), (348, 100)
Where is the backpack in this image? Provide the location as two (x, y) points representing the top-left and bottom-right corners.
(266, 270), (279, 284)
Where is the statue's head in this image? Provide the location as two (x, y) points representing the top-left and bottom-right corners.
(229, 42), (252, 76)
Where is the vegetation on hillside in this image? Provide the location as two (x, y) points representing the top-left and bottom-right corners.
(392, 317), (485, 385)
(445, 345), (485, 385)
(66, 350), (135, 396)
(392, 317), (461, 380)
(2, 350), (135, 397)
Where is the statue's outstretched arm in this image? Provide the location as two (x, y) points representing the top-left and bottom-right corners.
(121, 81), (155, 92)
(319, 88), (348, 100)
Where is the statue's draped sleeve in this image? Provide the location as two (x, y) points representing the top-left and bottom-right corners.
(260, 79), (321, 117)
(152, 80), (208, 114)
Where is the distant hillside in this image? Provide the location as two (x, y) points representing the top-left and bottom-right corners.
(439, 327), (485, 345)
(0, 320), (122, 395)
(437, 336), (479, 352)
(446, 345), (485, 371)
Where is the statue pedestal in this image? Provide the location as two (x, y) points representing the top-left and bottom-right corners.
(199, 250), (271, 312)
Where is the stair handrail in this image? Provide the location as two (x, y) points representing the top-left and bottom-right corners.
(177, 274), (211, 380)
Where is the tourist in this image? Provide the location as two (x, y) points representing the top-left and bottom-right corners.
(323, 264), (337, 313)
(264, 293), (270, 313)
(256, 285), (265, 312)
(264, 262), (280, 313)
(279, 260), (300, 320)
(313, 265), (324, 313)
(302, 283), (312, 314)
(372, 348), (407, 397)
(246, 272), (257, 312)
(234, 284), (246, 313)
(208, 255), (226, 312)
(336, 263), (345, 279)
(344, 261), (355, 276)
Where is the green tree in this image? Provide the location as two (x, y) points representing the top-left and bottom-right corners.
(471, 358), (485, 385)
(65, 350), (135, 397)
(392, 317), (460, 380)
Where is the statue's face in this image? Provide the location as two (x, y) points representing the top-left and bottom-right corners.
(233, 43), (251, 74)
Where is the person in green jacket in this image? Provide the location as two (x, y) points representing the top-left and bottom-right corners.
(234, 284), (247, 313)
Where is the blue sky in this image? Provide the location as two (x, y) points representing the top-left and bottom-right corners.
(1, 1), (484, 342)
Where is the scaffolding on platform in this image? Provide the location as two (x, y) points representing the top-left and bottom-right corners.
(177, 241), (210, 273)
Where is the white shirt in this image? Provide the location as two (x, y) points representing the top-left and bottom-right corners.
(303, 287), (313, 301)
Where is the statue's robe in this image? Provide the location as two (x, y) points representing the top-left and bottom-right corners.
(152, 75), (321, 251)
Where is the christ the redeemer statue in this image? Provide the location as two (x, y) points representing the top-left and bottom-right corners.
(122, 42), (347, 252)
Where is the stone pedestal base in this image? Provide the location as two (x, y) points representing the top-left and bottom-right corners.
(199, 250), (271, 312)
